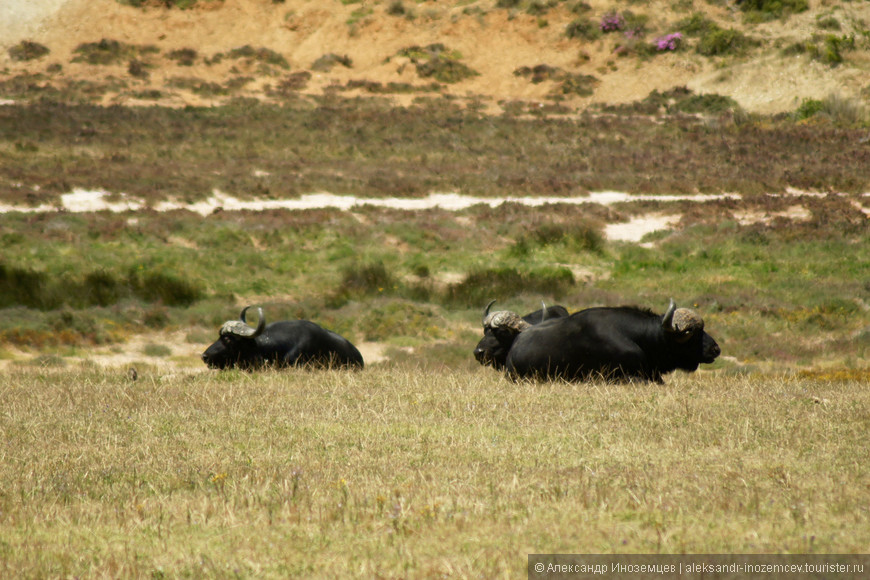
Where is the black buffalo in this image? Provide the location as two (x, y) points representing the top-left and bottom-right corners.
(484, 299), (720, 383)
(474, 300), (569, 369)
(202, 306), (364, 370)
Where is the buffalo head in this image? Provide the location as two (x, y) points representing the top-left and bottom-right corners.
(201, 306), (267, 369)
(661, 299), (720, 365)
(475, 300), (534, 368)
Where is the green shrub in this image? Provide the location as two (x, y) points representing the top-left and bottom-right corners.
(416, 56), (478, 84)
(794, 98), (825, 121)
(737, 0), (809, 20)
(130, 270), (202, 307)
(676, 13), (717, 37)
(816, 16), (841, 31)
(386, 0), (407, 16)
(531, 223), (603, 252)
(0, 264), (55, 309)
(621, 10), (649, 35)
(311, 53), (353, 72)
(397, 44), (479, 84)
(787, 34), (856, 67)
(356, 300), (444, 341)
(565, 18), (601, 40)
(167, 48), (198, 66)
(554, 73), (599, 97)
(812, 34), (855, 66)
(83, 271), (124, 307)
(697, 28), (753, 56)
(795, 94), (867, 126)
(118, 0), (202, 8)
(167, 77), (229, 96)
(227, 46), (289, 69)
(128, 59), (150, 79)
(514, 65), (562, 84)
(0, 264), (200, 311)
(337, 262), (398, 298)
(445, 267), (575, 306)
(8, 41), (50, 62)
(671, 93), (741, 115)
(72, 39), (158, 65)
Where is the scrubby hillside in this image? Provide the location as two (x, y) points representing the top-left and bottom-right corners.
(2, 0), (869, 114)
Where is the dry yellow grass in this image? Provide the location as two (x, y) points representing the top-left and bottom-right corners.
(1, 364), (868, 577)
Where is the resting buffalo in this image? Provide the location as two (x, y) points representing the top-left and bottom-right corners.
(474, 300), (569, 369)
(202, 306), (364, 370)
(484, 299), (720, 383)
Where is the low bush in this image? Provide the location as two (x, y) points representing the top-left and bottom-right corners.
(599, 12), (624, 33)
(564, 18), (601, 41)
(671, 93), (741, 115)
(794, 98), (825, 121)
(355, 300), (446, 342)
(444, 266), (575, 306)
(118, 0), (211, 9)
(8, 41), (50, 62)
(167, 76), (229, 96)
(72, 39), (158, 65)
(330, 262), (401, 307)
(311, 53), (353, 72)
(514, 64), (562, 84)
(676, 13), (717, 37)
(396, 44), (478, 84)
(227, 45), (289, 70)
(737, 0), (809, 21)
(0, 263), (201, 310)
(811, 34), (855, 66)
(167, 48), (198, 66)
(696, 27), (755, 57)
(515, 222), (604, 254)
(794, 94), (867, 126)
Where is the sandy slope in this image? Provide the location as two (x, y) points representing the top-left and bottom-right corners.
(1, 0), (868, 113)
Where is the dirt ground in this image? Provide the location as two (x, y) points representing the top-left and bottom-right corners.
(2, 0), (869, 113)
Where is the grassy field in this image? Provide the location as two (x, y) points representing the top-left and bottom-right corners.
(1, 367), (868, 578)
(0, 95), (869, 576)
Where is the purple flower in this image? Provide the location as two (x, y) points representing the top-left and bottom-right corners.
(654, 32), (683, 51)
(600, 12), (624, 32)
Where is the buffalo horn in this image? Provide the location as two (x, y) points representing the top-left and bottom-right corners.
(541, 301), (548, 324)
(662, 299), (677, 332)
(221, 306), (266, 338)
(484, 310), (531, 334)
(662, 299), (704, 341)
(482, 299), (497, 325)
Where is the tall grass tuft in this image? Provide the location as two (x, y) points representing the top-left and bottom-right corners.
(795, 93), (867, 126)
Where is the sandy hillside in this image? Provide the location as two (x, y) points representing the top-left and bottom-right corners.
(1, 0), (869, 113)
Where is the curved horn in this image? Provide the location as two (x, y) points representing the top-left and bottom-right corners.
(482, 299), (497, 325)
(541, 301), (549, 324)
(662, 298), (677, 332)
(484, 310), (531, 334)
(662, 299), (704, 341)
(222, 306), (266, 338)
